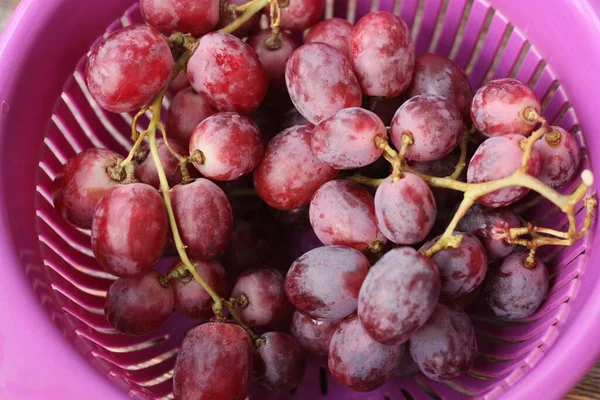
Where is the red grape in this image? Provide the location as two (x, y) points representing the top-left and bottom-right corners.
(374, 173), (437, 244)
(254, 124), (337, 210)
(134, 137), (186, 189)
(328, 317), (403, 391)
(52, 148), (123, 229)
(305, 18), (353, 59)
(168, 259), (229, 320)
(85, 25), (174, 113)
(289, 311), (338, 356)
(309, 180), (386, 251)
(421, 233), (488, 298)
(189, 112), (263, 181)
(248, 30), (298, 89)
(254, 332), (307, 391)
(285, 43), (362, 124)
(170, 178), (233, 260)
(391, 94), (463, 162)
(231, 268), (293, 329)
(358, 247), (440, 345)
(140, 0), (219, 37)
(407, 53), (473, 119)
(471, 78), (541, 137)
(269, 0), (325, 31)
(467, 134), (541, 208)
(217, 0), (261, 38)
(187, 32), (268, 114)
(395, 345), (420, 377)
(285, 246), (370, 321)
(534, 126), (582, 188)
(91, 183), (167, 277)
(166, 87), (216, 143)
(311, 107), (386, 169)
(105, 270), (174, 335)
(169, 69), (190, 93)
(174, 322), (252, 400)
(483, 252), (549, 320)
(350, 12), (415, 97)
(409, 300), (477, 381)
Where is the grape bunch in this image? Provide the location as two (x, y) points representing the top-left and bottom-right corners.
(50, 1), (595, 399)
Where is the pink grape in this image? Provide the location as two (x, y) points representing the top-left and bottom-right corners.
(471, 78), (541, 137)
(421, 233), (488, 298)
(91, 183), (167, 277)
(134, 137), (186, 189)
(328, 317), (403, 391)
(189, 112), (263, 181)
(85, 25), (174, 113)
(289, 311), (339, 356)
(286, 43), (362, 124)
(309, 180), (386, 251)
(358, 247), (440, 345)
(105, 270), (174, 335)
(467, 134), (541, 207)
(409, 300), (478, 381)
(165, 87), (216, 143)
(248, 30), (298, 89)
(187, 32), (268, 114)
(408, 52), (473, 119)
(52, 148), (123, 229)
(350, 12), (415, 97)
(534, 126), (582, 188)
(168, 259), (229, 320)
(254, 332), (307, 391)
(169, 69), (190, 93)
(374, 173), (437, 244)
(254, 124), (337, 210)
(483, 252), (549, 320)
(311, 107), (386, 169)
(391, 94), (463, 162)
(231, 268), (293, 329)
(285, 246), (370, 321)
(170, 178), (233, 260)
(140, 0), (219, 37)
(217, 0), (261, 38)
(305, 18), (353, 59)
(174, 323), (253, 400)
(268, 0), (325, 31)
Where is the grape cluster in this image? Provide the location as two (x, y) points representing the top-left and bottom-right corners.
(51, 2), (594, 399)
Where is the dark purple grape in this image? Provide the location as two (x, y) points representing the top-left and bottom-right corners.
(254, 332), (307, 392)
(289, 311), (338, 356)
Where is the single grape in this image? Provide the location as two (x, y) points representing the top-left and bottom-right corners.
(483, 252), (549, 320)
(467, 134), (541, 207)
(311, 107), (386, 169)
(374, 173), (437, 244)
(395, 345), (420, 377)
(189, 112), (263, 181)
(85, 25), (174, 113)
(286, 43), (362, 124)
(52, 148), (124, 229)
(105, 270), (173, 335)
(187, 32), (268, 114)
(409, 300), (478, 381)
(471, 78), (541, 137)
(170, 178), (233, 260)
(266, 0), (325, 31)
(231, 268), (293, 329)
(358, 247), (440, 344)
(391, 94), (463, 162)
(165, 87), (216, 143)
(289, 311), (338, 356)
(305, 18), (353, 59)
(91, 183), (167, 277)
(254, 124), (337, 210)
(248, 30), (298, 89)
(168, 259), (229, 320)
(407, 53), (473, 119)
(169, 69), (190, 93)
(420, 233), (488, 298)
(285, 246), (370, 321)
(141, 0), (219, 37)
(134, 137), (186, 189)
(350, 12), (415, 97)
(328, 317), (402, 391)
(309, 180), (385, 251)
(174, 322), (253, 400)
(281, 106), (310, 130)
(254, 332), (307, 392)
(217, 0), (261, 38)
(534, 126), (582, 188)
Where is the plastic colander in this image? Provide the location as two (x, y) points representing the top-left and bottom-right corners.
(1, 0), (600, 398)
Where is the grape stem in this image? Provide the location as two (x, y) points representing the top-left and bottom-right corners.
(265, 0), (283, 51)
(375, 134), (404, 180)
(156, 121), (194, 183)
(219, 0), (270, 34)
(449, 130), (470, 179)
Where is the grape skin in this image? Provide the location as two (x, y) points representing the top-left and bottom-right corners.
(165, 87), (216, 143)
(254, 332), (307, 392)
(248, 30), (298, 89)
(289, 311), (339, 356)
(140, 0), (220, 37)
(305, 18), (353, 59)
(134, 137), (187, 189)
(534, 126), (582, 188)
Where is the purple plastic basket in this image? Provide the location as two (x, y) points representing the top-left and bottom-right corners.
(1, 0), (599, 398)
